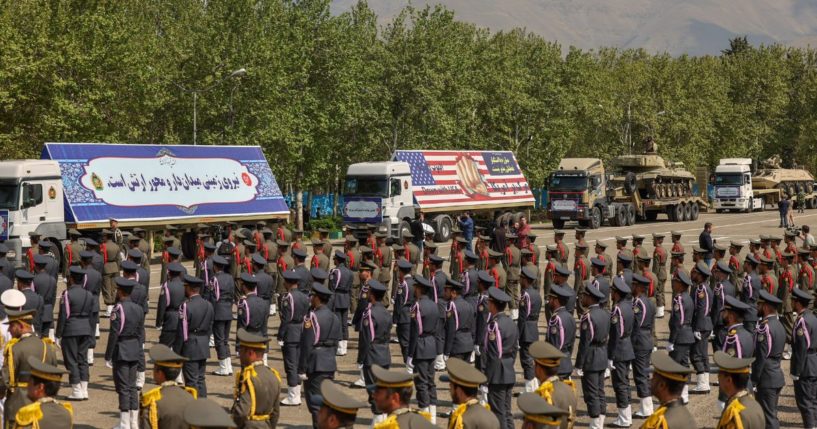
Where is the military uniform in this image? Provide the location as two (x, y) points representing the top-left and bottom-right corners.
(482, 288), (518, 429)
(14, 397), (73, 429)
(632, 282), (656, 418)
(668, 274), (695, 372)
(443, 281), (475, 362)
(714, 351), (765, 429)
(443, 357), (500, 429)
(752, 295), (785, 429)
(791, 288), (817, 428)
(530, 341), (578, 429)
(505, 240), (522, 311)
(641, 350), (697, 429)
(310, 245), (330, 272)
(690, 265), (713, 391)
(573, 252), (589, 315)
(576, 288), (610, 424)
(56, 267), (94, 399)
(175, 277), (214, 398)
(232, 330), (282, 429)
(299, 284), (342, 427)
(357, 281), (392, 413)
(718, 296), (756, 404)
(409, 277), (440, 415)
(238, 276), (272, 336)
(393, 262), (416, 363)
(140, 345), (197, 429)
(329, 252), (353, 355)
(547, 285), (576, 379)
(157, 264), (186, 347)
(63, 234), (84, 277)
(101, 233), (122, 309)
(105, 279), (145, 421)
(741, 262), (761, 331)
(278, 271), (309, 398)
(712, 263), (736, 352)
(473, 272), (493, 369)
(32, 257), (56, 337)
(518, 273), (541, 387)
(208, 258), (235, 371)
(608, 278), (635, 425)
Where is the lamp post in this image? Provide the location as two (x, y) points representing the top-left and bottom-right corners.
(178, 68), (247, 145)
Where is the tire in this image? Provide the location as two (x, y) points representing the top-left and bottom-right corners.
(683, 203), (692, 221)
(552, 219), (565, 229)
(808, 183), (814, 193)
(398, 221), (411, 239)
(624, 172), (637, 196)
(589, 207), (601, 229)
(690, 203), (700, 220)
(626, 206), (636, 226)
(645, 211), (658, 221)
(616, 207), (627, 226)
(435, 217), (452, 242)
(673, 204), (684, 222)
(809, 198), (817, 210)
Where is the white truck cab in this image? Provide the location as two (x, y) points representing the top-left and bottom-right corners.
(343, 161), (415, 238)
(0, 160), (66, 265)
(712, 158), (762, 212)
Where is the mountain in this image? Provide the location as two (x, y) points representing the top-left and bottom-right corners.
(330, 0), (817, 56)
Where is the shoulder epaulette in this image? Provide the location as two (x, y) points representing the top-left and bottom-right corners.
(15, 401), (43, 427)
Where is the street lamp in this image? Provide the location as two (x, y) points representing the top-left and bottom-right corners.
(177, 67), (247, 145)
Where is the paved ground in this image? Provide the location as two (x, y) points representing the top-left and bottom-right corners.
(59, 208), (815, 428)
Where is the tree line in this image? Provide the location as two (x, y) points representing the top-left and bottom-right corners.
(2, 0), (817, 226)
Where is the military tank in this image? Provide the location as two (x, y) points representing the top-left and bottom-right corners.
(609, 153), (696, 200)
(751, 155), (814, 196)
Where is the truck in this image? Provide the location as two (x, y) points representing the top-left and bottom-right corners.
(712, 157), (817, 212)
(1, 143), (289, 269)
(546, 154), (708, 229)
(342, 150), (535, 241)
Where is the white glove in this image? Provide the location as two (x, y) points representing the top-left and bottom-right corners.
(357, 363), (364, 370)
(444, 355), (449, 361)
(406, 357), (414, 373)
(666, 343), (674, 352)
(277, 340), (284, 347)
(792, 375), (800, 381)
(474, 345), (481, 356)
(575, 369), (584, 377)
(55, 338), (61, 348)
(694, 331), (702, 340)
(607, 360), (615, 370)
(105, 360), (113, 369)
(390, 298), (395, 305)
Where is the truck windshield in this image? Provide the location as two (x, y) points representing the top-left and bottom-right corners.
(344, 177), (388, 197)
(714, 174), (743, 186)
(0, 184), (19, 210)
(549, 175), (587, 191)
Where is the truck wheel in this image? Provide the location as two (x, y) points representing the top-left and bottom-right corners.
(398, 221), (411, 239)
(809, 198), (817, 209)
(626, 206), (636, 226)
(690, 203), (700, 220)
(435, 217), (452, 243)
(667, 205), (677, 222)
(589, 207), (601, 229)
(673, 204), (684, 222)
(808, 183), (814, 193)
(683, 203), (692, 221)
(552, 219), (565, 229)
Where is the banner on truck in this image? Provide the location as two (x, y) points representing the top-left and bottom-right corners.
(42, 143), (289, 224)
(342, 197), (383, 224)
(393, 150), (535, 210)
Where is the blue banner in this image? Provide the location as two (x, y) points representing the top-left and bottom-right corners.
(0, 210), (8, 241)
(42, 143), (289, 224)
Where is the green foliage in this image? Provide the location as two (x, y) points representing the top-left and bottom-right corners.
(307, 216), (343, 233)
(1, 1), (817, 197)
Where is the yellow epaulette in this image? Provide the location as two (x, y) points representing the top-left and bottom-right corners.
(15, 402), (43, 427)
(373, 414), (399, 429)
(640, 405), (668, 429)
(717, 397), (746, 429)
(61, 401), (73, 416)
(141, 386), (162, 407)
(41, 337), (54, 345)
(184, 386), (198, 399)
(4, 337), (19, 356)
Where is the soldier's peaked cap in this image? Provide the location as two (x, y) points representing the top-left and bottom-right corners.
(439, 357), (486, 388)
(792, 287), (813, 302)
(713, 350), (753, 374)
(168, 262), (186, 274)
(239, 272), (257, 285)
(310, 268), (329, 280)
(211, 255), (229, 266)
(554, 265), (571, 277)
(517, 393), (568, 426)
(183, 274), (203, 287)
(529, 341), (566, 367)
(758, 289), (782, 305)
(371, 364), (415, 389)
(488, 287), (511, 303)
(251, 254), (267, 266)
(149, 344), (188, 367)
(237, 328), (269, 350)
(651, 350), (693, 382)
(27, 356), (65, 382)
(723, 295), (750, 313)
(477, 271), (495, 285)
(282, 270), (301, 282)
(317, 380), (369, 416)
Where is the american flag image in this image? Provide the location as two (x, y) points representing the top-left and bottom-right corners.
(393, 150), (535, 209)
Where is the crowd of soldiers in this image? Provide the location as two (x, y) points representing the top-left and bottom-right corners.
(0, 218), (816, 429)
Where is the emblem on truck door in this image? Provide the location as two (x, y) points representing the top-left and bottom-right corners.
(48, 186), (56, 200)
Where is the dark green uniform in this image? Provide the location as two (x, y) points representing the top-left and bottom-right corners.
(140, 381), (197, 429)
(1, 334), (59, 429)
(231, 361), (281, 428)
(716, 390), (765, 429)
(14, 397), (73, 429)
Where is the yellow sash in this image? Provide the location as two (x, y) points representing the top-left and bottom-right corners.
(640, 405), (668, 429)
(717, 395), (747, 429)
(448, 399), (490, 429)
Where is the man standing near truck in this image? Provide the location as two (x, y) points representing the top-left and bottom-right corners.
(101, 229), (122, 318)
(62, 229), (84, 278)
(778, 196), (791, 228)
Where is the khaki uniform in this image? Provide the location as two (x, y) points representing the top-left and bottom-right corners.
(101, 240), (122, 306)
(449, 398), (499, 429)
(506, 245), (522, 310)
(716, 390), (765, 429)
(14, 398), (72, 429)
(138, 239), (151, 264)
(62, 240), (84, 277)
(1, 334), (59, 428)
(140, 381), (197, 429)
(310, 253), (329, 272)
(374, 408), (433, 429)
(641, 399), (697, 429)
(652, 246), (668, 308)
(536, 376), (578, 429)
(231, 361), (282, 429)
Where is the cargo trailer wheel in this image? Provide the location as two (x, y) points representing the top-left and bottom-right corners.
(626, 206), (636, 226)
(690, 203), (700, 220)
(673, 204), (684, 222)
(589, 207), (601, 229)
(552, 219), (565, 229)
(683, 203), (692, 221)
(435, 217), (452, 242)
(809, 198), (817, 210)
